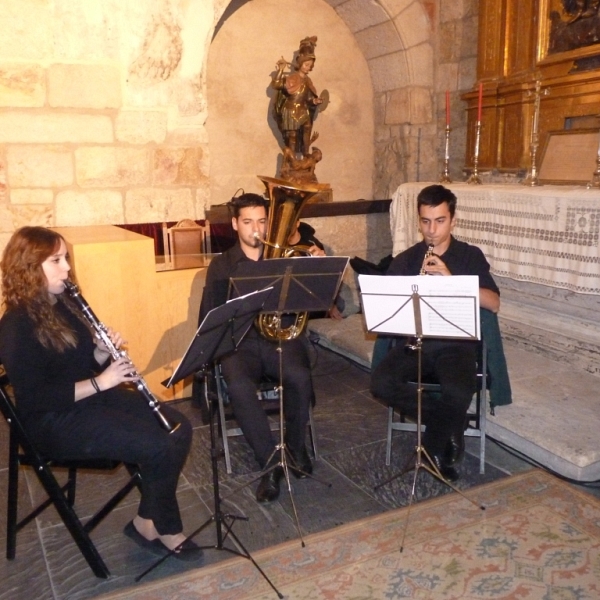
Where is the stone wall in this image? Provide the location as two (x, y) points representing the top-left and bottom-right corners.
(498, 276), (600, 377)
(303, 213), (392, 265)
(0, 0), (481, 253)
(0, 0), (213, 253)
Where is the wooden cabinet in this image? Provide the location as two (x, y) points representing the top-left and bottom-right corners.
(52, 225), (206, 401)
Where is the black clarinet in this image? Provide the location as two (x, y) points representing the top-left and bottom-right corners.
(63, 280), (180, 434)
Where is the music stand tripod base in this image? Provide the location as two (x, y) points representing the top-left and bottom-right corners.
(137, 289), (283, 598)
(225, 256), (345, 546)
(373, 337), (485, 553)
(222, 332), (332, 549)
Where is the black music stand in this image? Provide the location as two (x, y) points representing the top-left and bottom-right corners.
(136, 288), (283, 598)
(228, 256), (348, 545)
(359, 274), (485, 551)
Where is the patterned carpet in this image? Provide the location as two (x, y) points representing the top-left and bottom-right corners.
(97, 470), (600, 599)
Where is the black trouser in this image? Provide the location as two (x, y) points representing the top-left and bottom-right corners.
(29, 389), (192, 535)
(371, 339), (477, 456)
(220, 331), (314, 468)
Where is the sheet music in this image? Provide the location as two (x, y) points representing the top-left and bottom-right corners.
(358, 274), (480, 339)
(164, 287), (273, 387)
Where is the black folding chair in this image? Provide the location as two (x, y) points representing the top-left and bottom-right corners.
(385, 340), (489, 474)
(0, 364), (141, 578)
(214, 366), (319, 475)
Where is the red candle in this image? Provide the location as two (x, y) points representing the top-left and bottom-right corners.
(477, 83), (483, 122)
(445, 90), (450, 126)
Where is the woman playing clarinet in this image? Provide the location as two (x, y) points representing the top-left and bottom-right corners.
(0, 226), (202, 560)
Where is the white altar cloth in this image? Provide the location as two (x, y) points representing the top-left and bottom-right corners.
(391, 183), (600, 295)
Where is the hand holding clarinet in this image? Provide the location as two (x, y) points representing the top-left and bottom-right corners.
(92, 327), (141, 390)
(64, 280), (180, 433)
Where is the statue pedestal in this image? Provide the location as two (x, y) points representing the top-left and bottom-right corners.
(308, 187), (333, 203)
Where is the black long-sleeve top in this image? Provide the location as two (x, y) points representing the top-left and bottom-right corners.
(0, 300), (99, 429)
(387, 236), (499, 294)
(199, 242), (253, 323)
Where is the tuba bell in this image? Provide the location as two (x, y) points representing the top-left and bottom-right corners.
(255, 175), (321, 341)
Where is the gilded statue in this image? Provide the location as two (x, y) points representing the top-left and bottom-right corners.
(280, 146), (322, 186)
(271, 36), (326, 157)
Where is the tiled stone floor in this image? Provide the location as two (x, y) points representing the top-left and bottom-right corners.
(0, 344), (597, 600)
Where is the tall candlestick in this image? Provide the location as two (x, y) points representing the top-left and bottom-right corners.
(477, 83), (483, 122)
(440, 124), (452, 183)
(522, 80), (548, 187)
(445, 90), (450, 126)
(466, 121), (482, 185)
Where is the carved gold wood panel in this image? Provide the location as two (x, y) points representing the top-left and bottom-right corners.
(477, 0), (506, 79)
(505, 0), (537, 76)
(465, 0), (600, 172)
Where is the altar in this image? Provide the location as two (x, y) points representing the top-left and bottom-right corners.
(391, 183), (600, 295)
(387, 182), (600, 480)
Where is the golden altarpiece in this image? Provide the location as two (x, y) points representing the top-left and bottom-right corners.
(463, 0), (600, 174)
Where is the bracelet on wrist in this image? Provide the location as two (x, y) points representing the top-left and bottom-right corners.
(90, 377), (101, 394)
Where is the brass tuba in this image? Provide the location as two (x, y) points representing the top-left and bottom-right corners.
(255, 175), (321, 341)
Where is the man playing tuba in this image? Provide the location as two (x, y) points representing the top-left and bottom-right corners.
(197, 193), (315, 503)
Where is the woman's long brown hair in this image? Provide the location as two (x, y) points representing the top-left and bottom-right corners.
(1, 226), (78, 351)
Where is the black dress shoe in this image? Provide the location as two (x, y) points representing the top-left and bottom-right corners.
(123, 521), (203, 561)
(123, 521), (167, 556)
(256, 466), (284, 503)
(288, 446), (313, 479)
(444, 430), (465, 466)
(428, 453), (459, 482)
(172, 539), (204, 562)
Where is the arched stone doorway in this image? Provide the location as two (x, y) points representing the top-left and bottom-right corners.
(207, 0), (435, 202)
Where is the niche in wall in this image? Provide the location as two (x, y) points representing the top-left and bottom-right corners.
(206, 0), (374, 203)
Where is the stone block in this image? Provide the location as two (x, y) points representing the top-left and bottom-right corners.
(48, 63), (121, 109)
(194, 186), (210, 219)
(355, 22), (403, 61)
(55, 190), (124, 226)
(393, 2), (431, 49)
(75, 147), (150, 187)
(405, 43), (434, 87)
(10, 189), (54, 205)
(440, 0), (466, 23)
(0, 64), (45, 107)
(385, 88), (410, 125)
(0, 155), (6, 203)
(0, 0), (53, 60)
(336, 0), (389, 33)
(379, 0), (415, 18)
(436, 64), (460, 93)
(438, 22), (460, 63)
(409, 87), (433, 124)
(369, 52), (409, 93)
(0, 112), (113, 144)
(374, 93), (387, 129)
(7, 146), (73, 187)
(125, 188), (194, 223)
(152, 147), (208, 186)
(115, 110), (168, 144)
(0, 203), (53, 230)
(458, 57), (478, 91)
(460, 15), (479, 59)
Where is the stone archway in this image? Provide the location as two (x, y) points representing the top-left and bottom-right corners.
(209, 0), (435, 200)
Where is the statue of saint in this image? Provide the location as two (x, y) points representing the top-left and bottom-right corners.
(271, 36), (324, 157)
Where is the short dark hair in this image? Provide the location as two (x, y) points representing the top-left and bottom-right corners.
(417, 184), (457, 218)
(227, 193), (268, 219)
